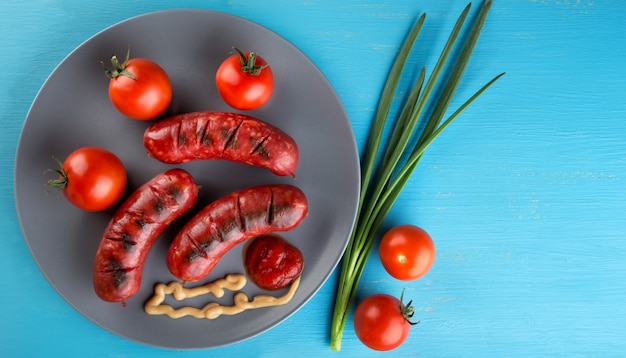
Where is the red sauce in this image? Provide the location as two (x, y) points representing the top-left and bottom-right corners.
(244, 235), (304, 290)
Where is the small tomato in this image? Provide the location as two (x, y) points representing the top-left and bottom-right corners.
(379, 225), (435, 281)
(104, 49), (172, 120)
(46, 146), (127, 211)
(215, 48), (274, 110)
(354, 291), (418, 351)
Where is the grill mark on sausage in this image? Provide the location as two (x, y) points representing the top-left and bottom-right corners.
(130, 208), (154, 227)
(105, 233), (138, 252)
(176, 121), (185, 148)
(186, 219), (227, 264)
(222, 118), (244, 152)
(185, 226), (224, 263)
(257, 145), (270, 159)
(153, 197), (165, 214)
(167, 184), (182, 202)
(144, 183), (168, 214)
(218, 217), (239, 240)
(100, 261), (136, 289)
(200, 118), (212, 146)
(273, 202), (293, 226)
(267, 191), (275, 225)
(185, 247), (204, 262)
(134, 218), (147, 228)
(209, 224), (225, 244)
(109, 269), (127, 289)
(186, 233), (209, 262)
(197, 238), (213, 253)
(250, 135), (271, 159)
(193, 232), (215, 258)
(237, 193), (247, 232)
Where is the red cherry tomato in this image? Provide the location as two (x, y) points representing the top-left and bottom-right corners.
(243, 235), (303, 290)
(379, 225), (435, 281)
(104, 49), (172, 120)
(215, 48), (274, 110)
(46, 147), (127, 212)
(353, 291), (418, 351)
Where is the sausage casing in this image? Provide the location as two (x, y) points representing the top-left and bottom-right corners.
(93, 168), (199, 303)
(166, 184), (308, 282)
(143, 111), (299, 177)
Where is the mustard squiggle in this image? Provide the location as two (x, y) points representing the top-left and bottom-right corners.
(144, 274), (300, 319)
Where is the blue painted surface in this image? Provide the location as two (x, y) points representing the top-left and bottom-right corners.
(2, 0), (626, 356)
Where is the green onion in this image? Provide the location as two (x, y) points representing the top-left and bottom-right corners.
(330, 0), (504, 351)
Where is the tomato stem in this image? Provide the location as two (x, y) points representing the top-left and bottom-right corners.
(233, 47), (268, 76)
(44, 156), (68, 192)
(102, 47), (136, 80)
(399, 289), (419, 326)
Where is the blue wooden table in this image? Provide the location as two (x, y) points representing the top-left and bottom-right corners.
(2, 0), (626, 356)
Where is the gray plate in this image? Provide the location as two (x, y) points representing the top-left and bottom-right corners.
(14, 10), (359, 349)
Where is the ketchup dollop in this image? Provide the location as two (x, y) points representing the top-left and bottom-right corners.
(244, 235), (304, 290)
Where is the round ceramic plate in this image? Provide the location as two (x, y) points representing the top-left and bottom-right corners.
(14, 9), (359, 349)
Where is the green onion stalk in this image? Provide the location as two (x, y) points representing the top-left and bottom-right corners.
(330, 0), (504, 351)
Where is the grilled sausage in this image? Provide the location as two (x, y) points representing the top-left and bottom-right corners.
(93, 168), (199, 304)
(143, 111), (299, 177)
(166, 184), (308, 282)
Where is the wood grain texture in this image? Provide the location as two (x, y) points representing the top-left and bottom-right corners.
(2, 0), (626, 356)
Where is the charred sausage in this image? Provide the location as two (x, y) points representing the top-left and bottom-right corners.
(93, 168), (199, 304)
(166, 184), (308, 282)
(143, 111), (299, 177)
